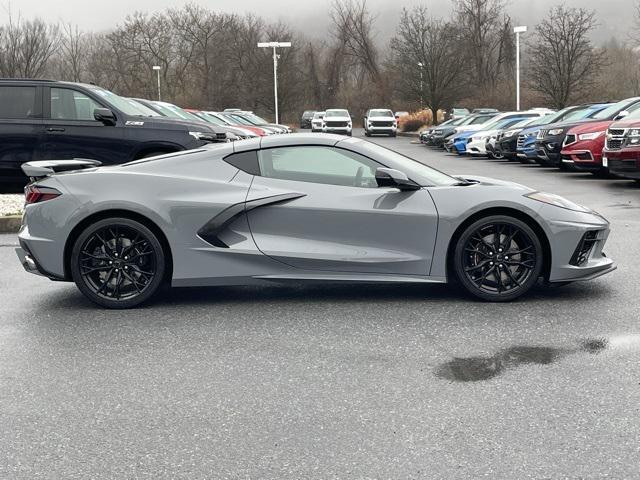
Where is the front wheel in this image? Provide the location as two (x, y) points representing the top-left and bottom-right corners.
(453, 215), (543, 302)
(71, 217), (166, 309)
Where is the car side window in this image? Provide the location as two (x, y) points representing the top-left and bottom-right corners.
(0, 86), (37, 119)
(258, 146), (381, 188)
(51, 88), (103, 121)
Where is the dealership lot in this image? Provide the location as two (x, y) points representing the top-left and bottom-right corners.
(1, 130), (639, 478)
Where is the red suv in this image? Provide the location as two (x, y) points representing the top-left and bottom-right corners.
(602, 120), (640, 182)
(561, 121), (610, 175)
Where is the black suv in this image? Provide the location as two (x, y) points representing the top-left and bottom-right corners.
(0, 79), (227, 192)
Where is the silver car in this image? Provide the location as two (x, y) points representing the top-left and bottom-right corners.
(16, 134), (615, 308)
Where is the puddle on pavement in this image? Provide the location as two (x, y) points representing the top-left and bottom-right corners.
(435, 336), (640, 382)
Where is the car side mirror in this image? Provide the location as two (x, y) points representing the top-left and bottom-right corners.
(375, 168), (420, 191)
(94, 108), (117, 126)
(614, 110), (629, 120)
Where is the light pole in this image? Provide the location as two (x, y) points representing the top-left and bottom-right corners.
(514, 26), (527, 111)
(152, 65), (161, 101)
(417, 62), (424, 110)
(257, 41), (292, 124)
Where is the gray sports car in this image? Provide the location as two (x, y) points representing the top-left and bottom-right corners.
(16, 134), (615, 308)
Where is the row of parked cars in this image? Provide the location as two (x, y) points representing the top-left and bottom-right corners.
(0, 79), (291, 192)
(419, 97), (640, 182)
(300, 109), (408, 137)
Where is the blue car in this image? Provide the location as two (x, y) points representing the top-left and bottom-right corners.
(516, 103), (611, 162)
(453, 116), (540, 155)
(451, 130), (475, 154)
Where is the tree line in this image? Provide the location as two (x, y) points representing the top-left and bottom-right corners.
(0, 0), (638, 123)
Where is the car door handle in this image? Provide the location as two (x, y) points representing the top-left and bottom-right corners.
(46, 127), (66, 132)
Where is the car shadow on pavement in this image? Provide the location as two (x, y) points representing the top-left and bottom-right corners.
(39, 278), (613, 311)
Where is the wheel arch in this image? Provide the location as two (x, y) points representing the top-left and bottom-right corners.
(445, 207), (552, 282)
(63, 209), (174, 282)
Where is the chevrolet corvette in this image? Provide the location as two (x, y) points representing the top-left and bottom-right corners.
(16, 134), (615, 308)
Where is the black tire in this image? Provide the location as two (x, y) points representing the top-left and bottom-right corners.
(364, 130), (370, 137)
(390, 132), (397, 137)
(71, 217), (166, 309)
(453, 215), (543, 302)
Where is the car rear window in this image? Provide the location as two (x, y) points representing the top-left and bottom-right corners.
(0, 86), (37, 119)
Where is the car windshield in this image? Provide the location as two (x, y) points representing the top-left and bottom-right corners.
(227, 114), (254, 125)
(590, 100), (633, 120)
(512, 117), (538, 128)
(200, 113), (228, 126)
(126, 99), (162, 117)
(90, 87), (157, 117)
(149, 102), (192, 120)
(453, 109), (469, 114)
(326, 110), (349, 117)
(244, 113), (270, 124)
(355, 141), (459, 187)
(302, 111), (315, 117)
(466, 115), (496, 125)
(482, 116), (534, 130)
(369, 109), (393, 117)
(313, 112), (325, 119)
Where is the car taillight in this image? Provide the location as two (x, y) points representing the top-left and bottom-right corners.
(24, 185), (61, 205)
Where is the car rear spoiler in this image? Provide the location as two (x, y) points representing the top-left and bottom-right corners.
(21, 159), (102, 181)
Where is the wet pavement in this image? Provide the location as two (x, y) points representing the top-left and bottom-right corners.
(1, 130), (639, 478)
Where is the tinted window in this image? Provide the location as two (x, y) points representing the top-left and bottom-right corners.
(258, 146), (380, 188)
(224, 150), (260, 175)
(0, 86), (37, 119)
(51, 88), (103, 121)
(369, 109), (393, 117)
(325, 110), (349, 118)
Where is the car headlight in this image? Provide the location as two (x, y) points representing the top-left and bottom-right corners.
(578, 131), (604, 141)
(548, 128), (564, 136)
(188, 131), (218, 142)
(525, 191), (591, 213)
(627, 129), (640, 144)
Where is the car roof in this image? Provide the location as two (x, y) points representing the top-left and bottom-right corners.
(233, 133), (348, 153)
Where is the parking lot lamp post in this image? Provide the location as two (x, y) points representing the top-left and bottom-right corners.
(513, 26), (527, 111)
(257, 41), (292, 124)
(417, 62), (424, 109)
(152, 65), (161, 101)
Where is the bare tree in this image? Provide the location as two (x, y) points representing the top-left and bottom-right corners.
(0, 14), (59, 78)
(58, 23), (85, 82)
(453, 0), (513, 96)
(527, 6), (605, 109)
(389, 7), (466, 123)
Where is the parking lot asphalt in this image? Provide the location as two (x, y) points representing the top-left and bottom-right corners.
(1, 130), (640, 478)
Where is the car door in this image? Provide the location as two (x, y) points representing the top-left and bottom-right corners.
(245, 145), (438, 276)
(40, 86), (130, 165)
(0, 84), (44, 187)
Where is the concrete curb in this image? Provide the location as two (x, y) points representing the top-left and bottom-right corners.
(0, 215), (21, 234)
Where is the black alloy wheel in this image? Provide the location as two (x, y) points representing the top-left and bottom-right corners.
(71, 218), (166, 308)
(454, 215), (543, 301)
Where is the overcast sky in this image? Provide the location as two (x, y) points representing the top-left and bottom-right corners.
(4, 0), (636, 44)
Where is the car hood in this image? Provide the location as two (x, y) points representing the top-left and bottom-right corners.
(368, 116), (395, 121)
(453, 175), (534, 192)
(567, 120), (612, 134)
(607, 119), (640, 129)
(140, 116), (224, 133)
(542, 118), (599, 133)
(324, 116), (351, 121)
(471, 129), (499, 138)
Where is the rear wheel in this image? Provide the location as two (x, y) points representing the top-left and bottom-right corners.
(453, 215), (543, 302)
(71, 218), (166, 309)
